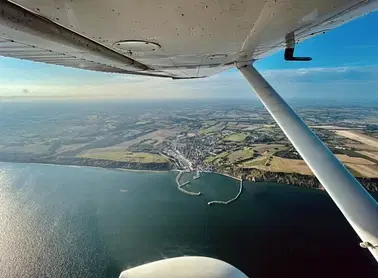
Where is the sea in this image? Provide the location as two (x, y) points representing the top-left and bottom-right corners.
(0, 162), (376, 278)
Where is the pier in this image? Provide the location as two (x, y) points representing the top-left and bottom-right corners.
(175, 171), (201, 196)
(207, 179), (243, 205)
(193, 170), (200, 180)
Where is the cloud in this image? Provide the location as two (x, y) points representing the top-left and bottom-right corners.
(260, 65), (378, 99)
(0, 56), (378, 100)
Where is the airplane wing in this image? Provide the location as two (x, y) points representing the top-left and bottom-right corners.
(1, 0), (377, 79)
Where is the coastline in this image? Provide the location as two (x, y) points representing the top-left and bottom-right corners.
(0, 160), (236, 179)
(0, 160), (376, 192)
(0, 160), (170, 174)
(115, 168), (170, 173)
(203, 170), (241, 181)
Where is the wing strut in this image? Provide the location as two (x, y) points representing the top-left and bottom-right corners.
(237, 62), (378, 262)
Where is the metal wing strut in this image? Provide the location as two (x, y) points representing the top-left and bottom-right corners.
(237, 62), (378, 262)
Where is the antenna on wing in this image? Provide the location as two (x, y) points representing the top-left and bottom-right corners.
(284, 32), (312, 61)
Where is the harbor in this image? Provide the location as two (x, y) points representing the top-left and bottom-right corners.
(174, 170), (243, 204)
(207, 179), (243, 205)
(175, 171), (201, 196)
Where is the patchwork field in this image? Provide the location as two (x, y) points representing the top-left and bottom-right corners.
(335, 154), (378, 177)
(87, 129), (180, 153)
(55, 143), (88, 154)
(335, 154), (375, 165)
(2, 144), (51, 155)
(310, 125), (350, 130)
(240, 156), (269, 168)
(357, 151), (378, 161)
(335, 130), (378, 148)
(251, 144), (285, 154)
(228, 148), (255, 163)
(240, 153), (378, 178)
(204, 151), (229, 164)
(241, 156), (313, 175)
(78, 150), (168, 163)
(346, 143), (378, 151)
(224, 132), (247, 142)
(200, 122), (225, 134)
(346, 164), (378, 178)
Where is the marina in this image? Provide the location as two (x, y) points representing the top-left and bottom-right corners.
(208, 179), (243, 205)
(175, 171), (201, 196)
(175, 170), (243, 204)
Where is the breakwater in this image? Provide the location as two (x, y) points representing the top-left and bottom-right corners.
(208, 179), (243, 205)
(175, 171), (201, 196)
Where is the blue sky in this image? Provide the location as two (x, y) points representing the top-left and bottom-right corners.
(0, 10), (378, 100)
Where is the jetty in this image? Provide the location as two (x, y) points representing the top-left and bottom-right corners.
(175, 171), (201, 196)
(208, 179), (243, 205)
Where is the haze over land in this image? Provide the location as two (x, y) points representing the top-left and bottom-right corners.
(0, 99), (377, 192)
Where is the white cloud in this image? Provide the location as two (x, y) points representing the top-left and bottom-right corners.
(1, 58), (378, 100)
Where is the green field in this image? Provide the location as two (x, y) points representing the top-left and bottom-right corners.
(200, 122), (225, 134)
(228, 148), (255, 162)
(204, 151), (229, 164)
(240, 156), (269, 168)
(224, 132), (247, 142)
(203, 120), (217, 126)
(78, 150), (168, 163)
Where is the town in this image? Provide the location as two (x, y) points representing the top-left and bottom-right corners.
(0, 99), (377, 191)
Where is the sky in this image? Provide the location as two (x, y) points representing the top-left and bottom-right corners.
(0, 10), (378, 101)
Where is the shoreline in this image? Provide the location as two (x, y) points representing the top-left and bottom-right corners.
(0, 160), (170, 173)
(116, 168), (170, 173)
(203, 170), (241, 181)
(1, 160), (376, 192)
(0, 160), (237, 179)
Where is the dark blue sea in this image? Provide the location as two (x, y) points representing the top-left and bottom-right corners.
(0, 162), (376, 277)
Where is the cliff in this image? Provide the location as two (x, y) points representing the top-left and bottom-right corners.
(241, 168), (378, 192)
